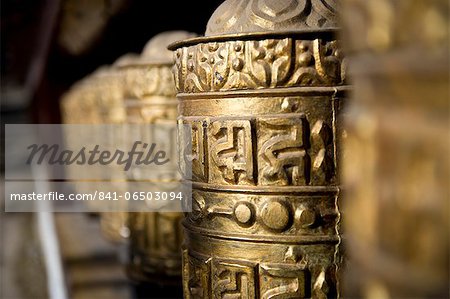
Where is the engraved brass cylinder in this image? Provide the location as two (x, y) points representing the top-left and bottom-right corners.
(117, 31), (196, 284)
(171, 1), (347, 297)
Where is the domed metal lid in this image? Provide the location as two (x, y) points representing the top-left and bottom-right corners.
(206, 0), (338, 36)
(169, 0), (338, 49)
(114, 53), (140, 68)
(142, 31), (197, 64)
(116, 31), (197, 67)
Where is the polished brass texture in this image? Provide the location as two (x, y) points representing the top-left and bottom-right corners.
(170, 1), (347, 297)
(117, 31), (196, 284)
(340, 0), (449, 297)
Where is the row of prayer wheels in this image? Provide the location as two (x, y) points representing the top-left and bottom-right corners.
(60, 0), (449, 298)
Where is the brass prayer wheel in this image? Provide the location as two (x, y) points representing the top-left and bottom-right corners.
(60, 70), (112, 215)
(62, 65), (129, 242)
(116, 31), (196, 284)
(340, 0), (449, 297)
(89, 64), (129, 244)
(170, 0), (347, 297)
(78, 66), (128, 243)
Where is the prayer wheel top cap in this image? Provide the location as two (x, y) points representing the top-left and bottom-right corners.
(115, 31), (197, 68)
(206, 0), (338, 35)
(141, 31), (197, 64)
(114, 53), (140, 68)
(169, 0), (338, 49)
(72, 65), (110, 89)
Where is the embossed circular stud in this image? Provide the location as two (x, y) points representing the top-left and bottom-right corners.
(232, 58), (244, 71)
(261, 201), (292, 231)
(234, 202), (255, 226)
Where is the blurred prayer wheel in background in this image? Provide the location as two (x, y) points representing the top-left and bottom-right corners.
(340, 0), (449, 297)
(116, 31), (196, 285)
(91, 65), (129, 244)
(170, 0), (347, 297)
(62, 65), (129, 243)
(60, 69), (114, 216)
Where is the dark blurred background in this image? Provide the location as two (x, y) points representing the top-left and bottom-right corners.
(1, 0), (223, 124)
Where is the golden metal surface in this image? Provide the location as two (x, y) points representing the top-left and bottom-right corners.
(117, 31), (196, 284)
(341, 0), (449, 297)
(205, 0), (338, 36)
(171, 1), (347, 297)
